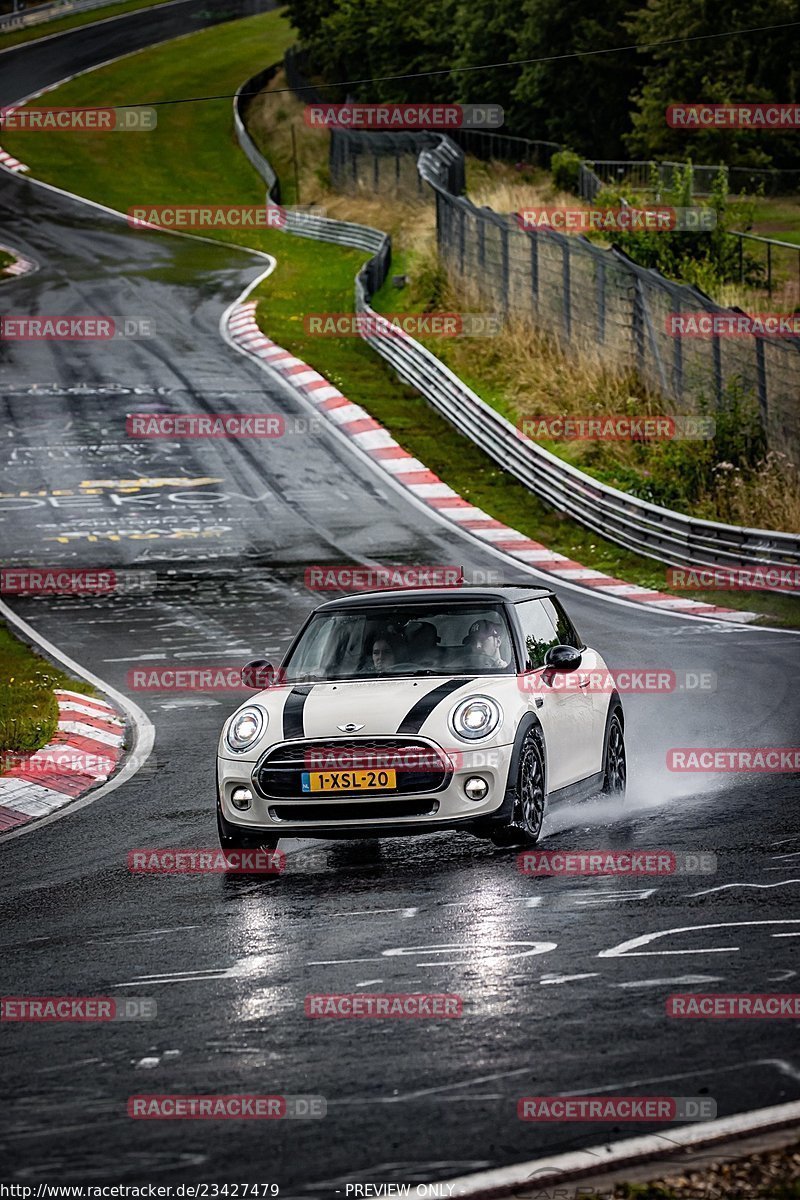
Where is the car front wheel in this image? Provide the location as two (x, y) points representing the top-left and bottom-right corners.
(601, 710), (626, 796)
(491, 729), (546, 848)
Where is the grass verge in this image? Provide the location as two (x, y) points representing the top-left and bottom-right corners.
(0, 248), (13, 272)
(0, 623), (96, 757)
(3, 22), (799, 627)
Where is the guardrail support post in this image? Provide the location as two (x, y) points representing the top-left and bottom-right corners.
(596, 260), (606, 344)
(672, 321), (683, 399)
(712, 332), (722, 405)
(501, 224), (510, 314)
(755, 337), (768, 425)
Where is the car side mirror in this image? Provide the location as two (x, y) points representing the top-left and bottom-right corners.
(544, 644), (582, 673)
(241, 659), (274, 689)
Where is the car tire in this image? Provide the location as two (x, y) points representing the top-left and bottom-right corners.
(217, 809), (279, 852)
(491, 728), (546, 847)
(600, 709), (626, 796)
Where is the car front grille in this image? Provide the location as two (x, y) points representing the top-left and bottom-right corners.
(255, 738), (451, 800)
(268, 799), (440, 824)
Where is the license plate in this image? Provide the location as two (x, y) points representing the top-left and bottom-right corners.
(301, 769), (397, 793)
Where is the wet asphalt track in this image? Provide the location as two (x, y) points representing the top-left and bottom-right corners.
(1, 9), (800, 1191)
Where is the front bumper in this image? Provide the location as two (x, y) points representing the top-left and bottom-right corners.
(217, 737), (513, 837)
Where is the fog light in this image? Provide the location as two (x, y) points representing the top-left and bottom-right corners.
(231, 786), (252, 810)
(464, 776), (489, 801)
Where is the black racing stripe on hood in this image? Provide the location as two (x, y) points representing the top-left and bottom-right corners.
(283, 684), (314, 740)
(396, 679), (475, 736)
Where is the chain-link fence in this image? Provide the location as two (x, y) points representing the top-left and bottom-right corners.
(281, 51), (799, 462)
(329, 128), (464, 198)
(581, 159), (800, 200)
(283, 48), (464, 198)
(432, 181), (799, 456)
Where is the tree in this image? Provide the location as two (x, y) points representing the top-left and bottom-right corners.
(626, 0), (800, 168)
(510, 0), (641, 155)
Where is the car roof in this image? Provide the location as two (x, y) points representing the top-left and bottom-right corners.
(314, 585), (555, 612)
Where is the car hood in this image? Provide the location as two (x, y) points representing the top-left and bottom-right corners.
(258, 676), (500, 742)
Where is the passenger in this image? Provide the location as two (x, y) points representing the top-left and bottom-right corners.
(405, 620), (441, 669)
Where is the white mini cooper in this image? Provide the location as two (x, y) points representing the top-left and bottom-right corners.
(216, 586), (625, 849)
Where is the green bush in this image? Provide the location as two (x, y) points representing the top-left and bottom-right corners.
(589, 165), (763, 290)
(610, 380), (767, 512)
(550, 149), (583, 194)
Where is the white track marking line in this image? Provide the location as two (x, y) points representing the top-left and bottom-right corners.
(689, 880), (800, 896)
(599, 919), (800, 958)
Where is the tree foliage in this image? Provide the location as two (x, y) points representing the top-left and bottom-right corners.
(282, 0), (800, 166)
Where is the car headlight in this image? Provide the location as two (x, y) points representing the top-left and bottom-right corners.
(226, 706), (267, 752)
(449, 696), (502, 741)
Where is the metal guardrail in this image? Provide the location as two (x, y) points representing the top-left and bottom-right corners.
(233, 66), (281, 203)
(232, 69), (800, 581)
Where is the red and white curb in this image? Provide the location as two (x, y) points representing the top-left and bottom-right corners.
(0, 144), (30, 174)
(0, 689), (125, 832)
(227, 300), (757, 623)
(0, 239), (37, 278)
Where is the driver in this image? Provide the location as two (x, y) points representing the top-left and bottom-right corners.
(370, 631), (404, 673)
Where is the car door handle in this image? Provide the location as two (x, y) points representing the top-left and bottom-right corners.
(577, 675), (590, 688)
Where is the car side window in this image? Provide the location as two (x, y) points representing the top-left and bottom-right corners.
(541, 597), (583, 650)
(515, 600), (560, 670)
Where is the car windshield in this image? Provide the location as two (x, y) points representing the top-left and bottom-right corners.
(281, 603), (517, 682)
